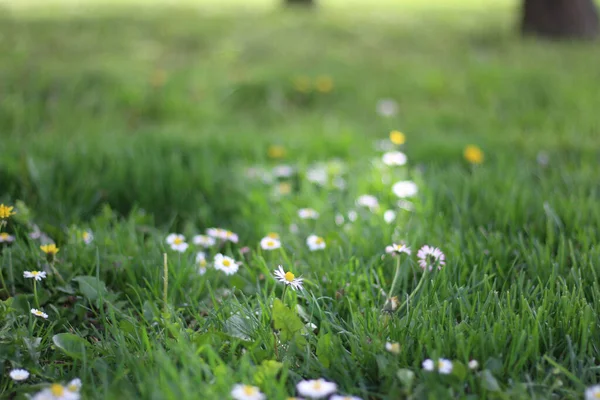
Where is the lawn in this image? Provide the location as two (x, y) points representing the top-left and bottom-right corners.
(1, 0), (600, 399)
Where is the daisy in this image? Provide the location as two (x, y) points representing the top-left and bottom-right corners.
(468, 360), (479, 370)
(385, 243), (411, 256)
(356, 195), (379, 211)
(24, 271), (47, 281)
(306, 166), (328, 186)
(383, 296), (399, 312)
(32, 384), (80, 400)
(9, 369), (29, 381)
(382, 151), (407, 166)
(260, 237), (281, 250)
(0, 232), (15, 243)
(81, 230), (93, 245)
(231, 384), (265, 400)
(306, 235), (326, 251)
(383, 210), (396, 224)
(273, 265), (304, 291)
(334, 214), (345, 226)
(206, 228), (223, 238)
(585, 385), (600, 400)
(29, 225), (42, 240)
(296, 379), (337, 399)
(298, 208), (319, 220)
(66, 378), (82, 392)
(166, 234), (188, 253)
(385, 342), (400, 354)
(213, 253), (240, 275)
(392, 181), (418, 198)
(31, 308), (48, 319)
(193, 234), (216, 248)
(422, 358), (453, 374)
(376, 98), (398, 117)
(273, 164), (295, 178)
(196, 252), (208, 275)
(222, 230), (239, 243)
(417, 245), (446, 270)
(331, 396), (362, 400)
(347, 210), (357, 222)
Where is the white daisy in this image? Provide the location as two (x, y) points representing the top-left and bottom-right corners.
(382, 151), (407, 166)
(385, 342), (400, 354)
(306, 166), (328, 186)
(298, 208), (319, 220)
(334, 214), (345, 226)
(273, 265), (303, 291)
(356, 195), (379, 211)
(206, 228), (222, 238)
(422, 358), (453, 374)
(397, 199), (415, 211)
(196, 252), (208, 275)
(347, 210), (358, 222)
(192, 234), (216, 248)
(32, 384), (80, 400)
(260, 237), (281, 250)
(376, 98), (398, 117)
(306, 235), (326, 251)
(392, 181), (418, 198)
(222, 230), (239, 243)
(331, 396), (362, 400)
(0, 232), (15, 243)
(383, 210), (396, 224)
(166, 234), (188, 253)
(81, 230), (93, 245)
(66, 378), (82, 392)
(296, 378), (338, 399)
(213, 253), (240, 275)
(31, 308), (48, 319)
(385, 243), (411, 256)
(417, 245), (446, 270)
(468, 360), (479, 370)
(585, 385), (600, 400)
(24, 271), (47, 281)
(273, 164), (295, 178)
(231, 384), (265, 400)
(9, 369), (29, 381)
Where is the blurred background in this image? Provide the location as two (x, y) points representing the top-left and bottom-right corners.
(1, 0), (599, 230)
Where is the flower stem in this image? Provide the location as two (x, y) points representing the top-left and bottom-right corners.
(398, 268), (428, 311)
(33, 280), (39, 308)
(163, 253), (169, 316)
(387, 256), (402, 300)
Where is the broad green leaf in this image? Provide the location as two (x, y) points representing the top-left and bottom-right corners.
(254, 360), (283, 385)
(272, 299), (304, 343)
(396, 369), (415, 388)
(52, 333), (89, 359)
(481, 369), (501, 392)
(451, 360), (467, 381)
(73, 276), (108, 301)
(316, 333), (333, 368)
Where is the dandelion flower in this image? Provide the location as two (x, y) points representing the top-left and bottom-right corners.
(383, 210), (396, 224)
(32, 384), (80, 400)
(268, 144), (287, 159)
(331, 396), (362, 400)
(9, 369), (29, 381)
(464, 145), (484, 164)
(389, 130), (405, 145)
(40, 244), (59, 256)
(298, 208), (319, 220)
(260, 237), (281, 250)
(306, 235), (326, 251)
(0, 204), (16, 219)
(468, 360), (479, 370)
(296, 378), (338, 399)
(274, 265), (304, 291)
(422, 358), (453, 374)
(213, 253), (240, 275)
(382, 151), (407, 166)
(356, 195), (379, 211)
(385, 342), (400, 354)
(376, 99), (398, 117)
(196, 252), (208, 275)
(24, 271), (47, 281)
(31, 308), (48, 319)
(192, 234), (216, 248)
(315, 76), (333, 93)
(231, 384), (265, 400)
(392, 181), (418, 198)
(385, 243), (411, 256)
(0, 232), (15, 243)
(417, 245), (446, 271)
(166, 234), (188, 253)
(585, 385), (600, 400)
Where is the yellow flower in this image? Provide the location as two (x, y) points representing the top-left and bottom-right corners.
(293, 76), (311, 93)
(277, 182), (292, 195)
(0, 204), (15, 219)
(40, 244), (59, 255)
(464, 145), (484, 164)
(315, 76), (333, 93)
(389, 130), (406, 145)
(267, 232), (279, 239)
(267, 144), (286, 159)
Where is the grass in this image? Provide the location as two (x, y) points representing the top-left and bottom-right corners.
(1, 0), (600, 398)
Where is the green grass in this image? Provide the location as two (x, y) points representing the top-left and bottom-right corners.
(1, 0), (600, 399)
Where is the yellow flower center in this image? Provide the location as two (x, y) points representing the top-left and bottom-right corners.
(278, 182), (292, 195)
(0, 233), (9, 239)
(50, 384), (65, 396)
(315, 237), (324, 245)
(0, 204), (15, 219)
(312, 381), (322, 390)
(32, 271), (40, 277)
(437, 360), (445, 369)
(594, 392), (600, 399)
(67, 383), (78, 392)
(315, 76), (333, 93)
(389, 130), (406, 145)
(82, 232), (89, 240)
(222, 259), (232, 267)
(284, 271), (295, 282)
(242, 386), (256, 395)
(266, 240), (275, 247)
(199, 259), (207, 267)
(173, 237), (184, 245)
(268, 144), (286, 159)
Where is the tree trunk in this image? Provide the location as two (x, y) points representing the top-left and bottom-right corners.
(522, 0), (599, 39)
(285, 0), (315, 6)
